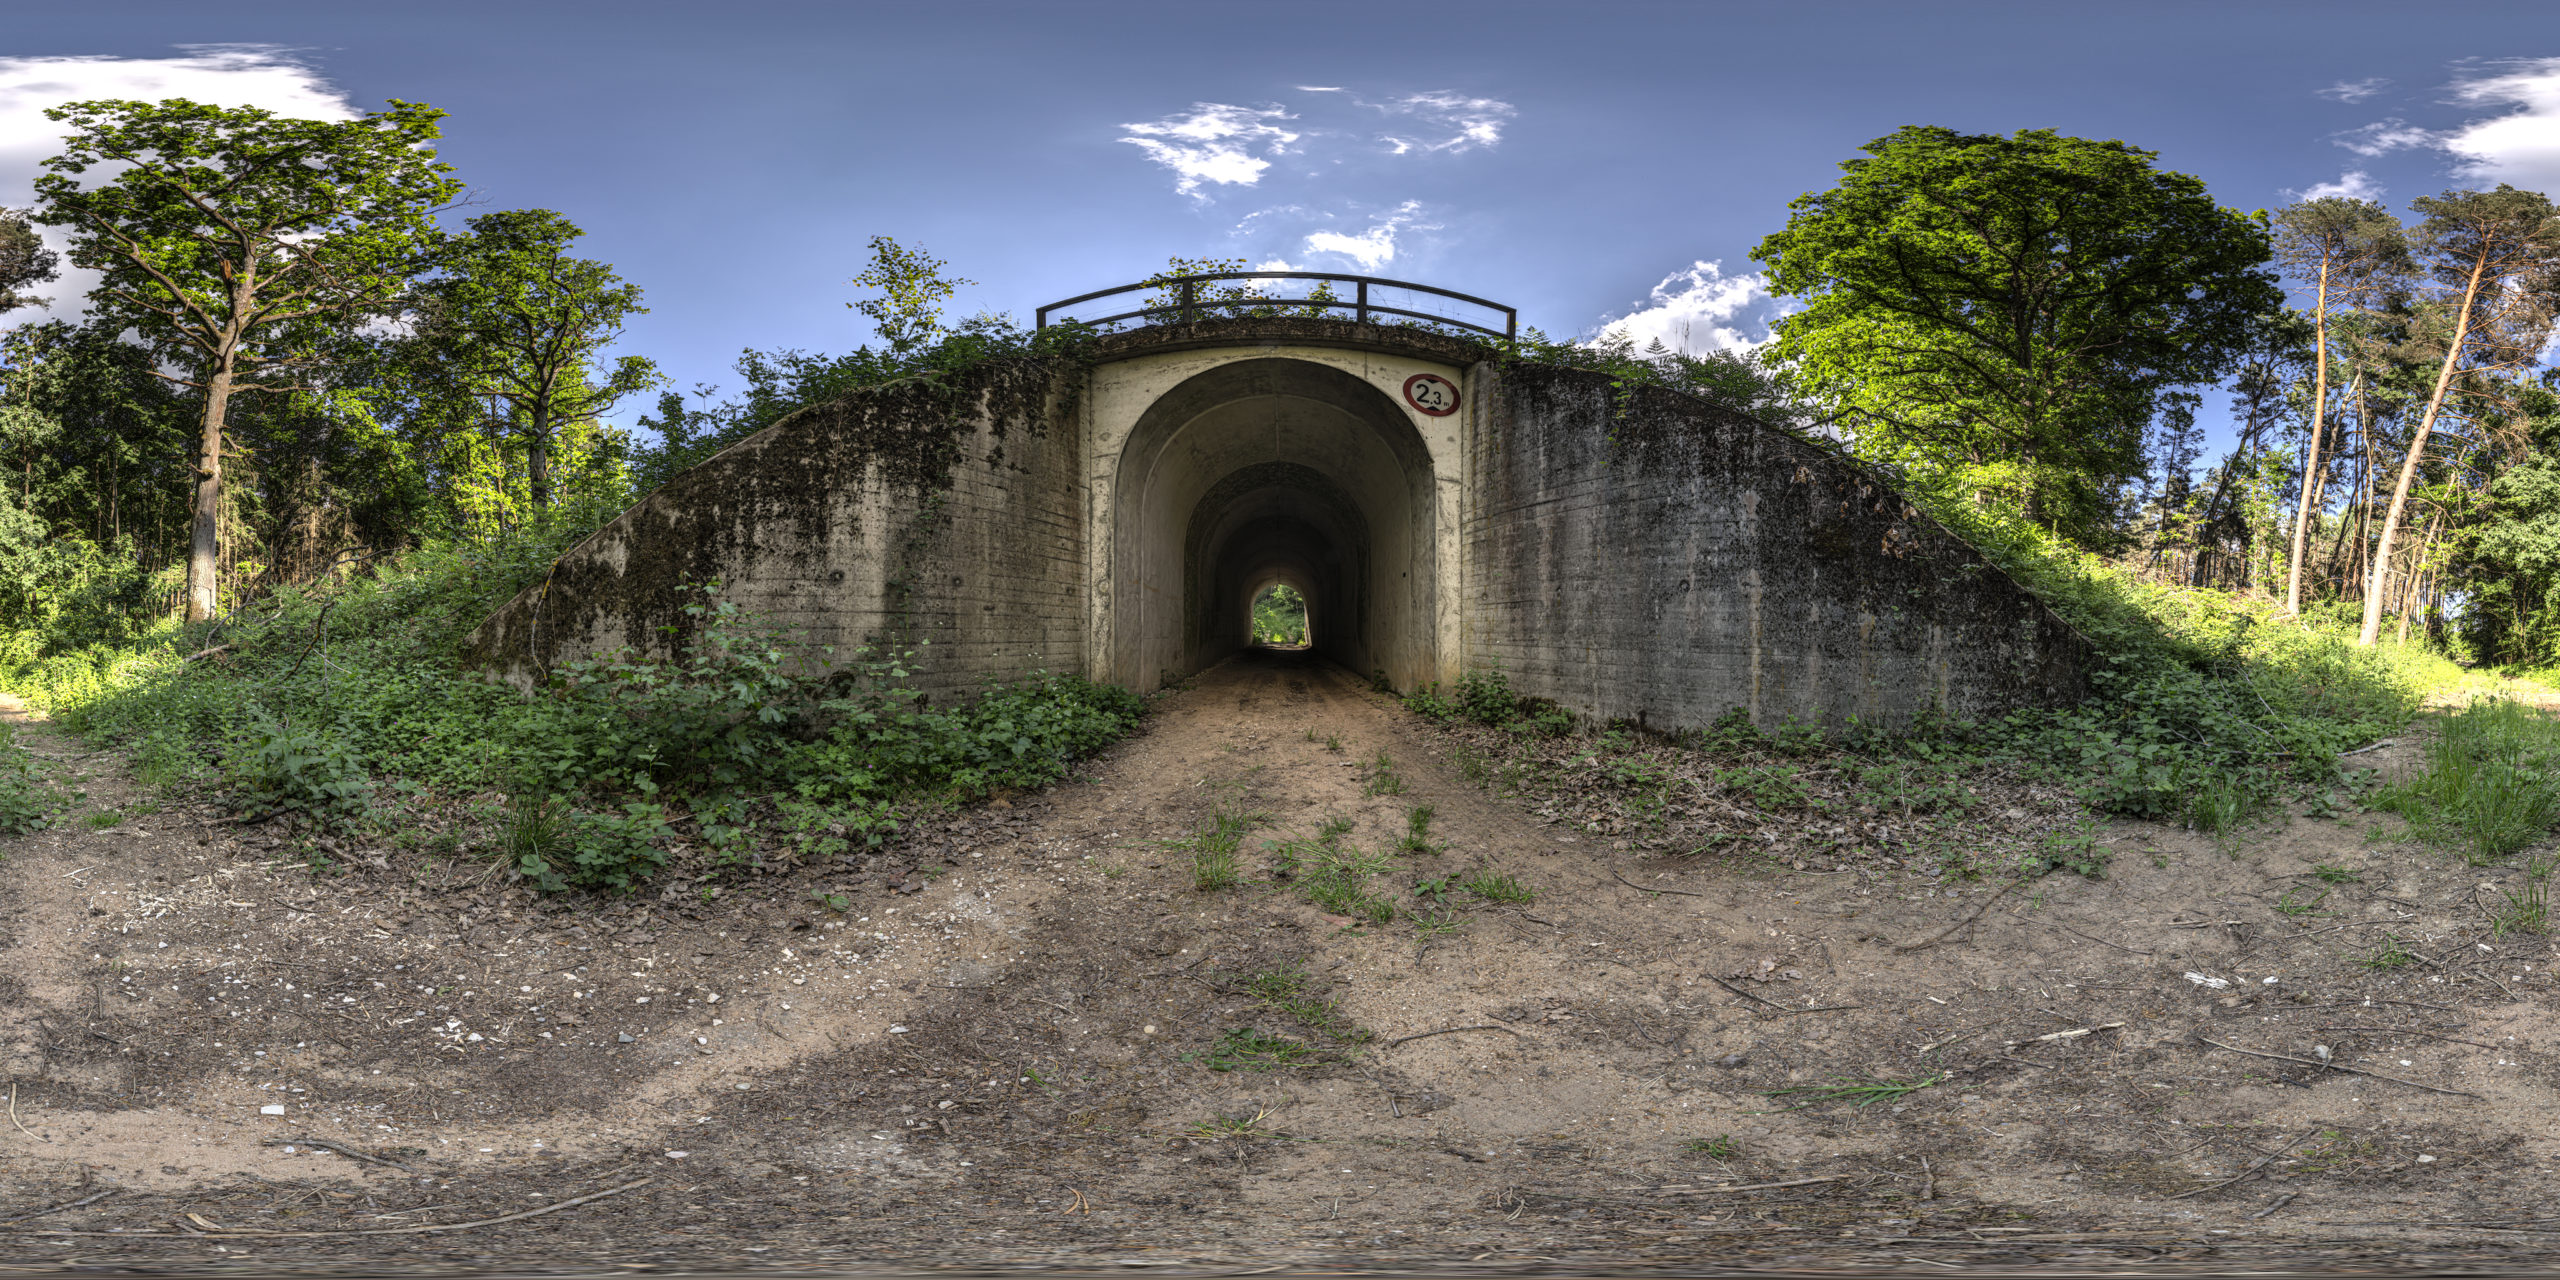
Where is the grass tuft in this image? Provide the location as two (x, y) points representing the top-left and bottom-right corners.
(2372, 699), (2560, 866)
(1761, 1070), (1948, 1111)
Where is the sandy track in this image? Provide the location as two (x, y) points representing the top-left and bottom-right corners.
(4, 650), (2559, 1272)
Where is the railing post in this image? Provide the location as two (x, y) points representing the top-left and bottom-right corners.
(1356, 280), (1369, 327)
(1180, 279), (1197, 326)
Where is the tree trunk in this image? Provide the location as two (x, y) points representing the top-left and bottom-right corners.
(2284, 258), (2332, 615)
(186, 361), (235, 623)
(2360, 256), (2487, 646)
(528, 399), (552, 509)
(2326, 381), (2366, 598)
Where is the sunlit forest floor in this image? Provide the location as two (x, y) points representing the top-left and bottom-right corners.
(6, 648), (2560, 1272)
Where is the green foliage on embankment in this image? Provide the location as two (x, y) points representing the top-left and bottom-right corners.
(3, 503), (1142, 894)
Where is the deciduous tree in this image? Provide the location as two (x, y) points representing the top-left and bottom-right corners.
(417, 209), (655, 509)
(1753, 126), (2281, 546)
(33, 97), (460, 621)
(0, 208), (59, 316)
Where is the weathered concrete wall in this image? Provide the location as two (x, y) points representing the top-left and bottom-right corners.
(464, 360), (1087, 703)
(465, 318), (2089, 734)
(1460, 365), (2091, 731)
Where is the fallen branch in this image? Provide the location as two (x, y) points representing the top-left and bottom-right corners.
(1894, 877), (2029, 952)
(2019, 1022), (2124, 1045)
(1610, 866), (1710, 898)
(1388, 1024), (1522, 1047)
(2339, 739), (2398, 758)
(4, 1179), (653, 1238)
(2198, 1037), (2479, 1098)
(0, 1189), (117, 1225)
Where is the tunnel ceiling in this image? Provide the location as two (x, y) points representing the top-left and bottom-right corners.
(1185, 462), (1371, 654)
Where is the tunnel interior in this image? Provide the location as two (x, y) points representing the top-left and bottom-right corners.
(1112, 358), (1439, 689)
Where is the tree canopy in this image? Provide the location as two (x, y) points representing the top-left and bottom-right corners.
(1752, 126), (2283, 546)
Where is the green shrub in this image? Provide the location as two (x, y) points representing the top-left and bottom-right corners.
(225, 712), (374, 825)
(1401, 682), (1456, 722)
(0, 722), (61, 834)
(1454, 666), (1517, 724)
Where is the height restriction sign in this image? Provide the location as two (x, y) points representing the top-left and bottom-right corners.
(1403, 373), (1460, 416)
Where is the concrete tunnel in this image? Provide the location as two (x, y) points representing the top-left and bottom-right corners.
(1107, 357), (1439, 688)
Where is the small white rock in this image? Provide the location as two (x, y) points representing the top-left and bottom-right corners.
(260, 1104), (286, 1115)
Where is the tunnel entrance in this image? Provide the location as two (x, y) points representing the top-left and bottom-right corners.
(1107, 357), (1442, 690)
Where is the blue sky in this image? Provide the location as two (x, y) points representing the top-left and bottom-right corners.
(5, 1), (2558, 447)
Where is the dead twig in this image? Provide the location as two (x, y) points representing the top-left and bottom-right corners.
(1918, 1155), (1935, 1202)
(263, 1136), (418, 1172)
(1894, 877), (2029, 952)
(2339, 739), (2397, 757)
(3, 1178), (654, 1238)
(2315, 1025), (2497, 1050)
(0, 1189), (117, 1225)
(2198, 1037), (2479, 1098)
(2164, 1130), (2304, 1201)
(1706, 975), (1790, 1011)
(1608, 1175), (1845, 1195)
(2004, 913), (2151, 955)
(2248, 1191), (2300, 1219)
(6, 1084), (43, 1143)
(1389, 1024), (1523, 1047)
(1610, 866), (1709, 898)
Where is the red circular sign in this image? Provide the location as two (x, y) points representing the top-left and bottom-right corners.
(1403, 372), (1460, 417)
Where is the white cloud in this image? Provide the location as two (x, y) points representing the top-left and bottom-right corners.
(1119, 103), (1299, 198)
(2293, 170), (2384, 201)
(2319, 77), (2389, 103)
(2442, 57), (2560, 196)
(1300, 201), (1428, 271)
(1372, 91), (1514, 155)
(0, 44), (356, 312)
(2331, 117), (2441, 157)
(1595, 260), (1773, 354)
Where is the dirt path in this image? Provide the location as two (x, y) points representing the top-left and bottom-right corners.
(4, 650), (2560, 1272)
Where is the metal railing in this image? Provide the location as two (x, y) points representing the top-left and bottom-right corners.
(1035, 271), (1516, 342)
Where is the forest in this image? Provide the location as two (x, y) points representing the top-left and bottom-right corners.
(1, 102), (2556, 890)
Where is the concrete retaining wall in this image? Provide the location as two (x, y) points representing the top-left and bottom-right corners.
(463, 360), (1087, 704)
(1460, 364), (2092, 731)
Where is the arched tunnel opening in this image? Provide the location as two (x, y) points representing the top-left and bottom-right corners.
(1111, 358), (1439, 690)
